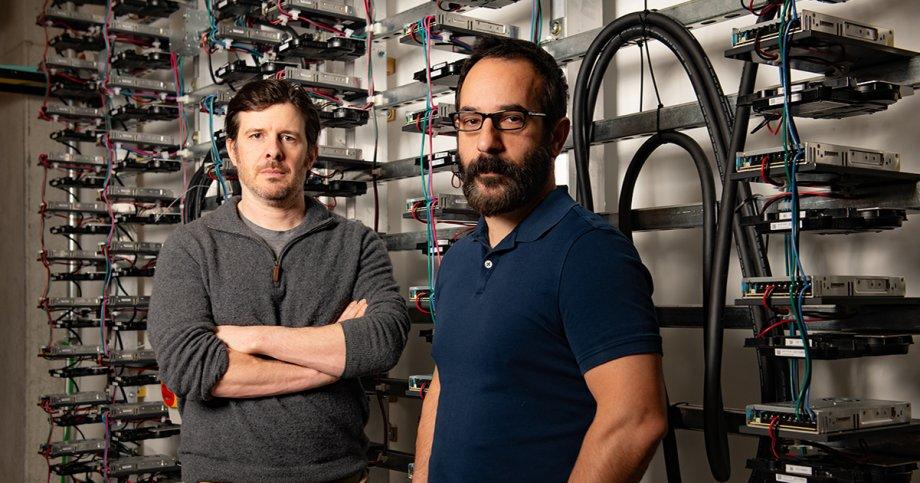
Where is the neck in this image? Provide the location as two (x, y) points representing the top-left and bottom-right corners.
(238, 190), (307, 231)
(484, 183), (555, 248)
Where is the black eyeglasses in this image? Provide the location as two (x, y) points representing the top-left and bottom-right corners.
(450, 110), (547, 132)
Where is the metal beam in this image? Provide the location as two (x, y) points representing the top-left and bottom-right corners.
(383, 227), (469, 251)
(607, 203), (707, 231)
(370, 81), (452, 109)
(370, 3), (443, 40)
(543, 0), (767, 63)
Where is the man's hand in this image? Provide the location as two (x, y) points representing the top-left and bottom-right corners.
(215, 299), (367, 354)
(337, 299), (368, 322)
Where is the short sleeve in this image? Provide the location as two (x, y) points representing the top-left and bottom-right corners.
(558, 228), (662, 374)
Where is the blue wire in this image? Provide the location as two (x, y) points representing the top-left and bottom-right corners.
(205, 95), (231, 200)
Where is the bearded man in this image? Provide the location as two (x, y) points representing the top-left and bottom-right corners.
(148, 79), (409, 483)
(412, 38), (668, 483)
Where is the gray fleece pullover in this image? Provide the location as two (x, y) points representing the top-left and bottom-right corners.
(148, 197), (409, 482)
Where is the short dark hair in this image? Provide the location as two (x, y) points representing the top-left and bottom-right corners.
(225, 79), (322, 146)
(455, 38), (569, 130)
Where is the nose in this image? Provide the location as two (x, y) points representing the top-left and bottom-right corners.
(475, 117), (504, 155)
(264, 136), (283, 161)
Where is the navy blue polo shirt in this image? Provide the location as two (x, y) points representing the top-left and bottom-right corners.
(429, 187), (661, 483)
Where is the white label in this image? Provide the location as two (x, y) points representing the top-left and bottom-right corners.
(778, 211), (807, 221)
(785, 464), (813, 476)
(775, 348), (806, 357)
(770, 220), (803, 231)
(776, 474), (808, 483)
(784, 338), (811, 347)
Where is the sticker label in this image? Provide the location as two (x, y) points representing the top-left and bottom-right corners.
(776, 474), (808, 483)
(785, 464), (813, 476)
(775, 348), (806, 358)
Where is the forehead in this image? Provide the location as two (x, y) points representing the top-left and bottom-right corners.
(458, 57), (542, 111)
(236, 102), (305, 133)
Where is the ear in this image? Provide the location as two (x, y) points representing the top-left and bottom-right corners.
(304, 144), (318, 172)
(550, 117), (571, 157)
(225, 137), (237, 166)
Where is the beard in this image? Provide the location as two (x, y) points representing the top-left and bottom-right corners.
(459, 145), (555, 216)
(235, 152), (307, 206)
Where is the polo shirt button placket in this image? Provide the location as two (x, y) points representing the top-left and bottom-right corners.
(484, 260), (493, 269)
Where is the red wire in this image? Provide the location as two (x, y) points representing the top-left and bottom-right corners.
(768, 415), (781, 459)
(414, 294), (430, 315)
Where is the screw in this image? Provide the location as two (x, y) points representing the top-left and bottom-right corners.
(550, 20), (563, 36)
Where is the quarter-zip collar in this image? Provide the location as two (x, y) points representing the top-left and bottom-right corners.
(203, 195), (336, 241)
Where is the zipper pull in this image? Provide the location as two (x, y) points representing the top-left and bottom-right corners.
(272, 263), (281, 284)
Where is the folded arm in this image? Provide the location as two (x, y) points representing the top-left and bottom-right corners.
(210, 349), (339, 398)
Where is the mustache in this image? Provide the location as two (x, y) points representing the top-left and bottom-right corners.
(461, 154), (513, 180)
(256, 163), (290, 173)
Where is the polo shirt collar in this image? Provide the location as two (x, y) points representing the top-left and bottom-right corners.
(470, 186), (576, 247)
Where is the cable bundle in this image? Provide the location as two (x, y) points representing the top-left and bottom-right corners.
(572, 9), (779, 481)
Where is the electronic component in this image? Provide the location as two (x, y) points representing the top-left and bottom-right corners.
(112, 50), (172, 70)
(746, 398), (911, 434)
(114, 156), (181, 173)
(731, 10), (893, 48)
(215, 0), (262, 19)
(111, 318), (149, 331)
(304, 178), (367, 197)
(747, 454), (917, 483)
(265, 0), (366, 30)
(40, 391), (110, 409)
(49, 461), (97, 477)
(40, 344), (104, 360)
(415, 150), (459, 170)
(399, 14), (517, 53)
(745, 334), (913, 359)
(106, 130), (179, 151)
(108, 20), (171, 46)
(409, 286), (431, 302)
(41, 55), (99, 73)
(318, 106), (370, 128)
(44, 296), (150, 310)
(215, 59), (263, 83)
(413, 59), (465, 87)
(318, 145), (363, 160)
(276, 33), (366, 61)
(736, 142), (900, 173)
(106, 349), (158, 366)
(742, 207), (907, 235)
(50, 128), (98, 144)
(40, 439), (106, 458)
(106, 241), (162, 256)
(49, 175), (106, 189)
(105, 74), (176, 94)
(50, 33), (105, 53)
(49, 366), (111, 379)
(740, 77), (913, 120)
(107, 401), (169, 421)
(50, 224), (111, 237)
(40, 249), (106, 263)
(417, 238), (454, 256)
(406, 193), (474, 216)
(39, 153), (106, 172)
(41, 105), (104, 123)
(741, 276), (906, 300)
(216, 23), (285, 46)
(725, 10), (914, 74)
(42, 201), (110, 216)
(112, 423), (181, 442)
(112, 0), (180, 19)
(113, 373), (160, 387)
(403, 103), (456, 135)
(110, 104), (179, 123)
(104, 187), (175, 204)
(37, 7), (105, 29)
(104, 455), (180, 477)
(278, 67), (365, 100)
(117, 210), (182, 225)
(408, 374), (433, 394)
(49, 81), (100, 104)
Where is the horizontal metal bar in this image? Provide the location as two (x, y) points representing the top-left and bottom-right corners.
(370, 81), (452, 109)
(375, 154), (456, 182)
(383, 227), (469, 251)
(670, 403), (748, 434)
(543, 0), (766, 63)
(606, 203), (707, 231)
(370, 3), (443, 40)
(853, 55), (920, 88)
